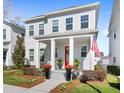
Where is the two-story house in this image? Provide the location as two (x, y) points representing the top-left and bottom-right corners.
(108, 0), (120, 66)
(24, 2), (100, 70)
(3, 20), (25, 66)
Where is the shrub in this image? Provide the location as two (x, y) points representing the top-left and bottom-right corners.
(95, 64), (103, 70)
(82, 70), (96, 82)
(34, 69), (42, 76)
(95, 69), (107, 81)
(107, 65), (120, 75)
(80, 70), (107, 83)
(7, 65), (17, 70)
(23, 67), (36, 75)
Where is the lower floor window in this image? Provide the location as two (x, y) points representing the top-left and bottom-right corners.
(40, 49), (45, 62)
(29, 49), (34, 61)
(81, 46), (87, 57)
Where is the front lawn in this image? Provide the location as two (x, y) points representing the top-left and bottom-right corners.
(3, 70), (45, 88)
(50, 74), (120, 93)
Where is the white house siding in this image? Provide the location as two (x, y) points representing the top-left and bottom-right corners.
(47, 10), (96, 34)
(109, 0), (120, 66)
(24, 2), (99, 70)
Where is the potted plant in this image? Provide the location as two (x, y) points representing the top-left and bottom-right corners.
(65, 65), (73, 81)
(56, 58), (63, 69)
(74, 58), (80, 69)
(42, 64), (52, 79)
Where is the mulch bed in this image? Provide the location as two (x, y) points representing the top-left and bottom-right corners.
(50, 79), (82, 93)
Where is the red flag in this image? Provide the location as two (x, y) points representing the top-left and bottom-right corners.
(92, 36), (101, 57)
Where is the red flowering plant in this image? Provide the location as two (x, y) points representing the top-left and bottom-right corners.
(65, 65), (74, 70)
(42, 64), (52, 70)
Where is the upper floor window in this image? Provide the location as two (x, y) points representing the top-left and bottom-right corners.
(81, 46), (87, 57)
(29, 25), (34, 36)
(29, 49), (34, 61)
(39, 24), (44, 35)
(81, 15), (89, 29)
(52, 20), (59, 32)
(66, 17), (73, 30)
(3, 29), (6, 39)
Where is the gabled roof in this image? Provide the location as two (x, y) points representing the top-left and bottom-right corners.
(3, 20), (25, 30)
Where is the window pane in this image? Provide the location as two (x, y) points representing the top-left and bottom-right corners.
(66, 17), (73, 30)
(81, 22), (88, 28)
(3, 29), (6, 39)
(40, 49), (45, 62)
(30, 56), (34, 61)
(66, 18), (73, 24)
(29, 49), (34, 55)
(81, 52), (87, 57)
(29, 25), (34, 31)
(29, 31), (34, 36)
(81, 15), (88, 22)
(39, 24), (44, 30)
(81, 46), (87, 51)
(66, 24), (73, 30)
(52, 20), (58, 26)
(29, 25), (34, 36)
(53, 26), (58, 32)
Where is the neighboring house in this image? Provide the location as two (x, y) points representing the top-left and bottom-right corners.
(24, 2), (100, 70)
(100, 55), (109, 65)
(3, 20), (25, 66)
(94, 52), (104, 64)
(108, 0), (120, 66)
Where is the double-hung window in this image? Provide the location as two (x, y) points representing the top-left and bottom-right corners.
(40, 48), (45, 62)
(29, 49), (34, 61)
(39, 24), (44, 35)
(81, 46), (87, 57)
(52, 20), (59, 32)
(3, 29), (6, 39)
(29, 25), (34, 36)
(66, 17), (73, 30)
(81, 15), (89, 29)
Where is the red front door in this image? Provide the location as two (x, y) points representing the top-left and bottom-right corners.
(64, 46), (69, 67)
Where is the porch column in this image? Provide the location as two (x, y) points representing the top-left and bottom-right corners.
(90, 35), (95, 70)
(51, 39), (55, 70)
(36, 40), (40, 68)
(69, 37), (74, 65)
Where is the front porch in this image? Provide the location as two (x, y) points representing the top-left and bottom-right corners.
(35, 34), (95, 70)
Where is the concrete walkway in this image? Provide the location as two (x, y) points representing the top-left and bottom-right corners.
(4, 70), (66, 93)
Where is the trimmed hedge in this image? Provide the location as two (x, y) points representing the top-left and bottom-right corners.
(80, 69), (107, 83)
(107, 65), (120, 75)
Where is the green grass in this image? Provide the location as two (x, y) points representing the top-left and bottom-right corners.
(3, 76), (27, 85)
(3, 70), (36, 86)
(69, 74), (120, 93)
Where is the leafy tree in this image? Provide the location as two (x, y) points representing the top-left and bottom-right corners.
(12, 35), (25, 70)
